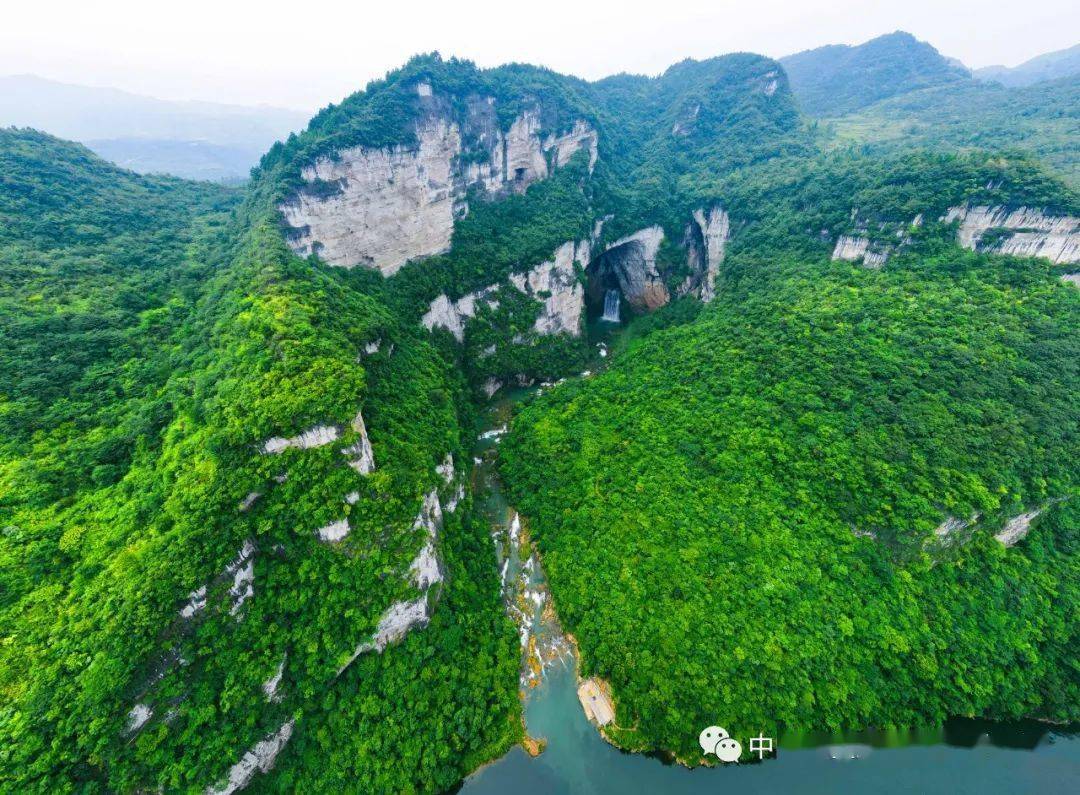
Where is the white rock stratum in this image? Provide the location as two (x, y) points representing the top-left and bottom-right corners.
(831, 235), (889, 268)
(207, 720), (295, 795)
(280, 102), (597, 275)
(692, 207), (730, 302)
(509, 240), (590, 335)
(338, 489), (445, 673)
(423, 239), (589, 341)
(944, 206), (1080, 263)
(421, 286), (501, 342)
(599, 226), (669, 310)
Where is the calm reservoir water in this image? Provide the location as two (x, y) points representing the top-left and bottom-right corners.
(460, 336), (1079, 795)
(461, 658), (1078, 795)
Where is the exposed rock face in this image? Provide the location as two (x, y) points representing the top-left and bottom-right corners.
(206, 719), (295, 795)
(339, 489), (445, 673)
(1063, 272), (1080, 286)
(423, 239), (589, 342)
(691, 207), (730, 302)
(503, 110), (550, 185)
(281, 119), (461, 275)
(995, 507), (1045, 547)
(446, 481), (465, 513)
(408, 490), (443, 590)
(238, 491), (261, 512)
(591, 226), (669, 310)
(933, 514), (980, 541)
(509, 240), (589, 335)
(944, 206), (1080, 263)
(546, 119), (599, 171)
(315, 518), (350, 543)
(262, 656), (286, 703)
(931, 505), (1054, 549)
(262, 409), (375, 474)
(228, 541), (256, 616)
(279, 101), (598, 275)
(341, 410), (375, 474)
(435, 453), (454, 484)
(832, 235), (869, 262)
(831, 235), (889, 268)
(862, 251), (889, 269)
(180, 585), (208, 619)
(262, 425), (340, 455)
(421, 286), (500, 341)
(126, 704), (152, 734)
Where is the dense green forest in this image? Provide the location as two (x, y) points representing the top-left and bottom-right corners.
(2, 32), (1079, 792)
(501, 245), (1080, 761)
(0, 129), (520, 792)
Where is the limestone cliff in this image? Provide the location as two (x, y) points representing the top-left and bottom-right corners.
(423, 239), (589, 341)
(590, 226), (669, 310)
(689, 207), (730, 302)
(509, 240), (590, 336)
(421, 286), (501, 342)
(831, 235), (889, 268)
(944, 205), (1080, 263)
(279, 96), (597, 275)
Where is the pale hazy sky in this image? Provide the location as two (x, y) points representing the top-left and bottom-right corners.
(2, 0), (1076, 111)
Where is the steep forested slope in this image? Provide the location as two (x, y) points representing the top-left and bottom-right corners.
(0, 128), (237, 468)
(502, 244), (1079, 762)
(501, 151), (1080, 761)
(0, 130), (520, 792)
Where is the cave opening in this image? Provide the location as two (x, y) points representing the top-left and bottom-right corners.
(585, 238), (653, 323)
(585, 244), (630, 324)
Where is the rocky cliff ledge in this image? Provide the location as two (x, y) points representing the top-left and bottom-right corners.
(279, 92), (597, 275)
(688, 207), (729, 302)
(422, 239), (589, 341)
(944, 205), (1080, 263)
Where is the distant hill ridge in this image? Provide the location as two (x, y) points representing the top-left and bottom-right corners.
(0, 74), (309, 180)
(780, 31), (970, 116)
(975, 43), (1080, 87)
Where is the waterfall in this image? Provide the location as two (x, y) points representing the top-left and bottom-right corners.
(601, 290), (621, 323)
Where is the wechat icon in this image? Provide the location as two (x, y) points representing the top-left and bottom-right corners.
(698, 725), (742, 762)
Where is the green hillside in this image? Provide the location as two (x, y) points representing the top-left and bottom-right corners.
(502, 215), (1080, 762)
(0, 128), (520, 792)
(827, 75), (1080, 188)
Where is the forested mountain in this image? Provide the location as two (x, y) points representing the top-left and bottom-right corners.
(1, 37), (1078, 794)
(502, 152), (1080, 761)
(780, 31), (970, 116)
(1, 124), (520, 792)
(975, 43), (1080, 86)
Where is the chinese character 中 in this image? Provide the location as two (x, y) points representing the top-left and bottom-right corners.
(749, 733), (774, 760)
